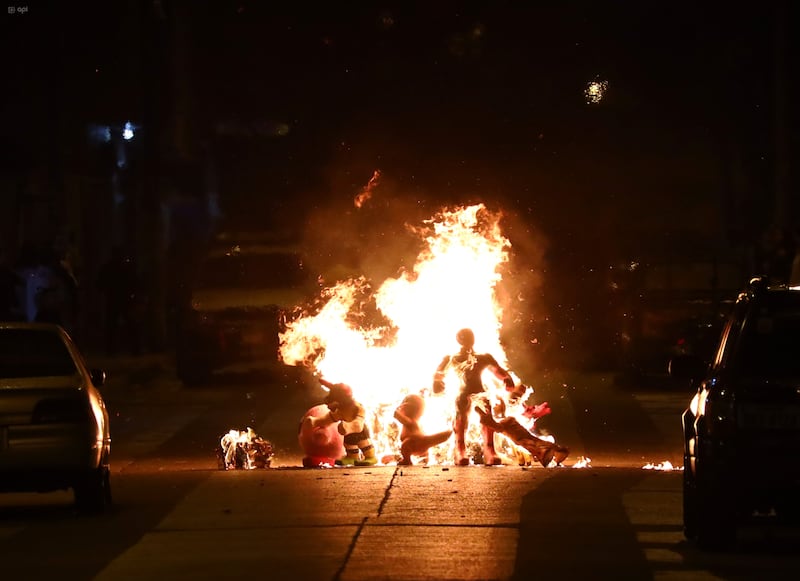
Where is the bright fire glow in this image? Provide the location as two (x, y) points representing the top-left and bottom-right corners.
(642, 461), (681, 471)
(572, 456), (592, 469)
(280, 204), (550, 464)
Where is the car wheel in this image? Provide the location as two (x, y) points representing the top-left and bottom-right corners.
(74, 466), (112, 515)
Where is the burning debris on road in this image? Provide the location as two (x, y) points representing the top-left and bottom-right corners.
(218, 428), (274, 470)
(572, 456), (592, 469)
(642, 461), (680, 471)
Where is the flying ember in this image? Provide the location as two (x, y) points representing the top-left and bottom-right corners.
(280, 203), (565, 465)
(354, 169), (381, 208)
(584, 79), (608, 104)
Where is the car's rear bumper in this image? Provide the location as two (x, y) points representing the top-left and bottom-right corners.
(0, 424), (108, 490)
(0, 468), (93, 492)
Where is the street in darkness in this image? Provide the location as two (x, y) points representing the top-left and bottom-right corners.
(2, 3), (799, 580)
(1, 360), (798, 580)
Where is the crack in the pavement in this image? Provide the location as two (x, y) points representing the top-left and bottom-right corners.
(333, 516), (368, 581)
(333, 466), (400, 581)
(376, 465), (401, 517)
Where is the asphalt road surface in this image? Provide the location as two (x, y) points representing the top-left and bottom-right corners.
(1, 357), (798, 580)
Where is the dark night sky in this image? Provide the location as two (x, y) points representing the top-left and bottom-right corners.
(2, 1), (796, 263)
(191, 1), (792, 259)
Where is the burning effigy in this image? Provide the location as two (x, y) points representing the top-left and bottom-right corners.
(475, 398), (568, 468)
(393, 393), (452, 466)
(281, 203), (569, 467)
(303, 378), (378, 466)
(298, 403), (345, 468)
(218, 428), (274, 470)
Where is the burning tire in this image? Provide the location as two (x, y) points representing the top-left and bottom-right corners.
(73, 466), (112, 515)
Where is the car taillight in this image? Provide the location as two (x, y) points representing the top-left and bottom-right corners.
(32, 397), (89, 424)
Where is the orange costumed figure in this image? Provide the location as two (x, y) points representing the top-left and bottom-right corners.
(474, 399), (569, 468)
(393, 393), (452, 466)
(432, 328), (525, 466)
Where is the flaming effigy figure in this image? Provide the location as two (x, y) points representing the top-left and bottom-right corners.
(475, 398), (568, 468)
(432, 327), (525, 466)
(280, 203), (568, 466)
(393, 393), (452, 465)
(317, 378), (378, 466)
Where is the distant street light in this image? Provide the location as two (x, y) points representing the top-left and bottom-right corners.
(123, 121), (136, 141)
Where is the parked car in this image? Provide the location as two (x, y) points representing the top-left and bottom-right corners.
(0, 322), (112, 514)
(174, 236), (320, 385)
(620, 258), (747, 376)
(613, 257), (744, 380)
(671, 276), (800, 549)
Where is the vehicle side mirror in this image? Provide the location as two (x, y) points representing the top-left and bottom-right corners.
(90, 369), (107, 387)
(668, 354), (706, 382)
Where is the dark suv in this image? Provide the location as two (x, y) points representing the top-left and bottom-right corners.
(174, 237), (318, 385)
(672, 276), (800, 549)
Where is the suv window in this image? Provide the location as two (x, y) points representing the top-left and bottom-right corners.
(735, 297), (800, 379)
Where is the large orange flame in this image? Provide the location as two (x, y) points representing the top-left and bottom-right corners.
(280, 203), (530, 463)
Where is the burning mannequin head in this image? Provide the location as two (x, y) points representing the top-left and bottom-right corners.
(324, 382), (353, 401)
(397, 393), (425, 420)
(317, 378), (377, 466)
(455, 328), (475, 350)
(321, 381), (359, 422)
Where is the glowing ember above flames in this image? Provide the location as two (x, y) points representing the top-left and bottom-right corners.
(354, 169), (381, 208)
(280, 203), (560, 465)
